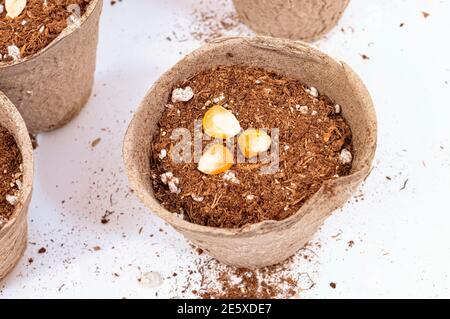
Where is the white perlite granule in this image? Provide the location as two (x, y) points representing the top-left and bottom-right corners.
(339, 149), (353, 164)
(168, 183), (180, 194)
(296, 105), (309, 114)
(334, 104), (341, 114)
(245, 194), (255, 200)
(159, 149), (167, 160)
(306, 86), (319, 98)
(160, 172), (173, 184)
(0, 4), (4, 14)
(212, 93), (225, 104)
(171, 87), (194, 103)
(140, 271), (164, 288)
(223, 171), (239, 184)
(7, 45), (21, 61)
(191, 195), (204, 202)
(5, 194), (18, 206)
(160, 172), (180, 194)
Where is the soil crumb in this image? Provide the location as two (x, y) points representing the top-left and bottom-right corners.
(170, 0), (252, 43)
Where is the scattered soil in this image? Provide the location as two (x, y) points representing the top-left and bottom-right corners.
(0, 125), (22, 230)
(176, 242), (322, 299)
(91, 137), (101, 148)
(190, 5), (249, 42)
(361, 54), (370, 60)
(150, 66), (353, 228)
(0, 0), (92, 61)
(200, 266), (297, 299)
(170, 0), (252, 43)
(188, 257), (315, 299)
(100, 210), (114, 224)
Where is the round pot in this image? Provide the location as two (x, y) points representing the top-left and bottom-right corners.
(123, 36), (377, 268)
(0, 0), (103, 134)
(233, 0), (349, 41)
(0, 91), (34, 281)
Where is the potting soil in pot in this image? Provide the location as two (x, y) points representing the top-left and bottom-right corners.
(0, 125), (22, 230)
(0, 0), (91, 62)
(150, 66), (354, 228)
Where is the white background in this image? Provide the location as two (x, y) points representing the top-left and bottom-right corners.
(1, 0), (450, 299)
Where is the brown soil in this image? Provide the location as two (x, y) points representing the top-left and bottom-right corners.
(0, 0), (91, 61)
(150, 66), (353, 228)
(184, 251), (319, 299)
(178, 243), (321, 299)
(199, 265), (299, 299)
(189, 0), (251, 43)
(0, 125), (22, 229)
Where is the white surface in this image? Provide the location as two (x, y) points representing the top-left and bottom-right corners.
(1, 0), (450, 299)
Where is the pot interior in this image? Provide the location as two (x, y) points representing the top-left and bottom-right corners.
(124, 37), (377, 230)
(0, 93), (33, 226)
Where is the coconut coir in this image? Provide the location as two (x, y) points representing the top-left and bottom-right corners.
(0, 125), (22, 230)
(197, 263), (299, 299)
(150, 66), (353, 228)
(0, 0), (91, 61)
(182, 249), (319, 299)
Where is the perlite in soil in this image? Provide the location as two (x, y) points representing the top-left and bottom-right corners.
(150, 65), (355, 229)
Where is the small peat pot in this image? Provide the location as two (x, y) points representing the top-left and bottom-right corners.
(0, 0), (103, 133)
(233, 0), (349, 41)
(0, 91), (33, 281)
(124, 37), (377, 268)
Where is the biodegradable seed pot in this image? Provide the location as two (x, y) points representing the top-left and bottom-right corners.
(0, 0), (103, 133)
(0, 91), (33, 281)
(233, 0), (349, 41)
(124, 36), (377, 269)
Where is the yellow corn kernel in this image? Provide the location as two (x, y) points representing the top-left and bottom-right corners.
(202, 105), (241, 139)
(238, 129), (272, 159)
(198, 144), (234, 175)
